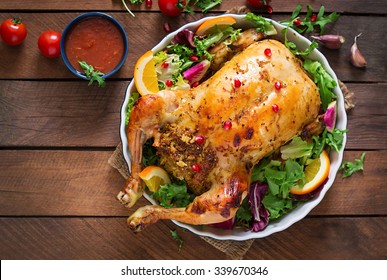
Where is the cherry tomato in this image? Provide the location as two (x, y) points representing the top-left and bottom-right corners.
(0, 18), (27, 46)
(158, 0), (186, 17)
(246, 0), (270, 8)
(38, 30), (61, 58)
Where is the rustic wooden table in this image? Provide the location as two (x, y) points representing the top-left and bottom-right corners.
(0, 0), (386, 260)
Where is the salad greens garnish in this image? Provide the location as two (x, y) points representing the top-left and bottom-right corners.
(339, 152), (366, 178)
(280, 4), (340, 35)
(245, 13), (277, 35)
(303, 59), (337, 110)
(155, 25), (242, 89)
(78, 61), (106, 87)
(283, 28), (318, 57)
(152, 181), (194, 208)
(125, 91), (139, 125)
(312, 128), (347, 159)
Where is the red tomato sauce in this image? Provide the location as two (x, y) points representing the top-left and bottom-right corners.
(65, 16), (125, 74)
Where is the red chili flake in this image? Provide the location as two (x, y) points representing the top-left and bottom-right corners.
(264, 48), (272, 57)
(274, 81), (282, 91)
(161, 62), (169, 68)
(165, 80), (173, 87)
(223, 121), (232, 130)
(195, 135), (205, 145)
(190, 55), (199, 61)
(311, 14), (317, 22)
(234, 78), (242, 88)
(293, 19), (302, 26)
(272, 104), (279, 112)
(163, 22), (171, 33)
(192, 163), (202, 172)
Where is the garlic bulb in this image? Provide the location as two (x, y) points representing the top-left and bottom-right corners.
(350, 33), (367, 68)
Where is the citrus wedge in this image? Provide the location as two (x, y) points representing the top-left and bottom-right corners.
(196, 16), (237, 36)
(138, 166), (171, 193)
(290, 150), (330, 195)
(134, 50), (159, 96)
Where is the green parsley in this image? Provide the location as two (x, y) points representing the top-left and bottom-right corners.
(152, 181), (194, 208)
(340, 152), (366, 178)
(125, 91), (139, 125)
(280, 4), (340, 35)
(170, 229), (184, 252)
(78, 61), (106, 87)
(184, 0), (222, 13)
(303, 59), (337, 110)
(283, 28), (318, 57)
(245, 13), (277, 35)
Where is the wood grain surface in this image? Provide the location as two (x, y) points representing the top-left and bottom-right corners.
(0, 0), (386, 260)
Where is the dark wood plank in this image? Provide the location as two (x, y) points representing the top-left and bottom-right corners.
(0, 81), (127, 147)
(1, 81), (386, 149)
(0, 150), (385, 216)
(1, 0), (387, 14)
(0, 13), (386, 82)
(245, 217), (387, 260)
(0, 217), (225, 260)
(0, 216), (385, 259)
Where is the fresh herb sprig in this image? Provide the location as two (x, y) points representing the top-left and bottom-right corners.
(170, 229), (184, 252)
(280, 4), (339, 35)
(245, 13), (277, 35)
(184, 0), (222, 13)
(340, 152), (366, 178)
(78, 61), (106, 87)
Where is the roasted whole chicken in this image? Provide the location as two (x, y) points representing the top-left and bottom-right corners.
(118, 39), (321, 232)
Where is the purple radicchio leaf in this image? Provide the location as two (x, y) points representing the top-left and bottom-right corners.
(171, 29), (196, 48)
(248, 181), (269, 232)
(183, 60), (210, 85)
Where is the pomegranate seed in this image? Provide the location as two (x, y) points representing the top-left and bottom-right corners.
(190, 55), (199, 61)
(192, 163), (202, 172)
(195, 135), (205, 145)
(272, 104), (279, 112)
(234, 78), (242, 88)
(223, 121), (232, 130)
(311, 14), (317, 22)
(161, 62), (169, 68)
(165, 80), (173, 87)
(191, 81), (199, 87)
(266, 5), (273, 13)
(274, 81), (282, 91)
(146, 0), (152, 8)
(264, 48), (272, 57)
(163, 22), (171, 33)
(293, 19), (302, 26)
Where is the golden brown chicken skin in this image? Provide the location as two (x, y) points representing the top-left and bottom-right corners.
(117, 39), (321, 232)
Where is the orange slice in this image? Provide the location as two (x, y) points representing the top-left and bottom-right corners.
(133, 50), (159, 96)
(138, 166), (171, 193)
(196, 16), (237, 36)
(290, 150), (330, 195)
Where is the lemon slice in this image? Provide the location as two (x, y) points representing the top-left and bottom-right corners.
(196, 16), (237, 36)
(134, 50), (159, 96)
(290, 150), (330, 195)
(138, 166), (171, 193)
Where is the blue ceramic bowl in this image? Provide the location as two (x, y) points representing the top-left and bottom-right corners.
(60, 12), (128, 80)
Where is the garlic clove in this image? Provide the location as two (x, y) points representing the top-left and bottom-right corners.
(350, 33), (367, 68)
(311, 34), (345, 49)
